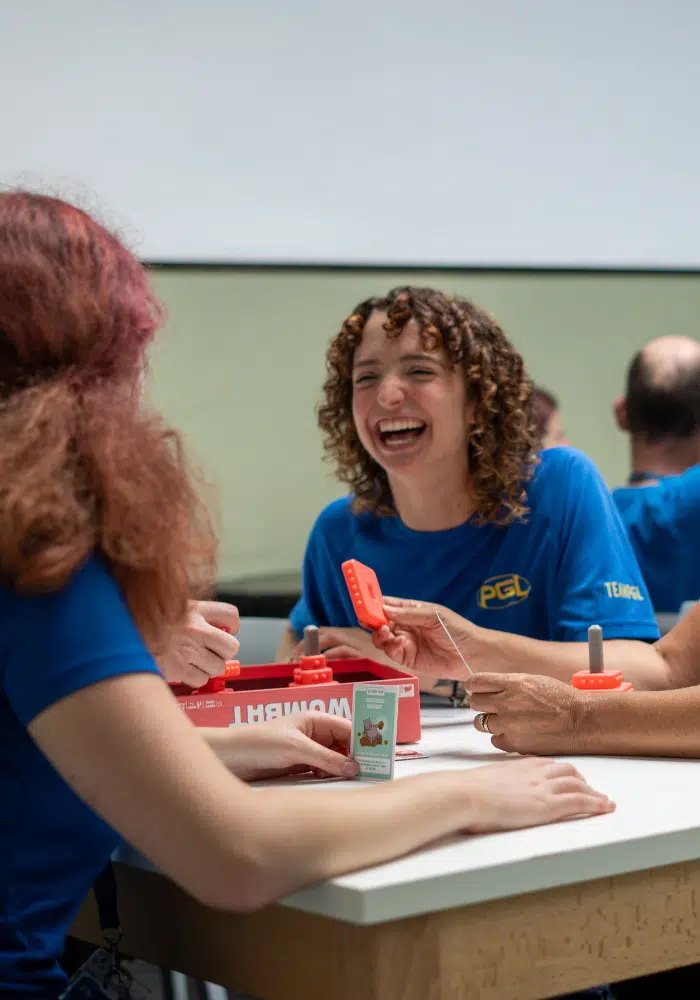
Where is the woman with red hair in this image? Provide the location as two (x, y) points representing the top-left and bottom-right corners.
(0, 192), (612, 999)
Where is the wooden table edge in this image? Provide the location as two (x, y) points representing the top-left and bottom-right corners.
(69, 855), (700, 999)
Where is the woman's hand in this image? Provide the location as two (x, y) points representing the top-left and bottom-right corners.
(466, 673), (591, 756)
(207, 712), (360, 782)
(157, 601), (240, 686)
(371, 598), (476, 677)
(463, 756), (614, 833)
(291, 625), (393, 664)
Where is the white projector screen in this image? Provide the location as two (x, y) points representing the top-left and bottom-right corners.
(2, 0), (698, 267)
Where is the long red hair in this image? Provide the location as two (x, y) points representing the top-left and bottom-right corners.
(0, 191), (216, 650)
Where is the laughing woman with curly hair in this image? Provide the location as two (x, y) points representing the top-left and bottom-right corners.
(280, 287), (660, 692)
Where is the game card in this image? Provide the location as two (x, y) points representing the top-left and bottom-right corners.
(395, 746), (427, 760)
(351, 683), (399, 781)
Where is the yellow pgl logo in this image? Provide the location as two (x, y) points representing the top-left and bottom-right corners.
(478, 574), (531, 609)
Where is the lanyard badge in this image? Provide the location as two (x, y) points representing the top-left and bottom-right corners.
(60, 948), (149, 999)
(60, 863), (150, 999)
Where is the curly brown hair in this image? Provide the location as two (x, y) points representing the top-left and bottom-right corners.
(318, 286), (538, 524)
(0, 191), (217, 652)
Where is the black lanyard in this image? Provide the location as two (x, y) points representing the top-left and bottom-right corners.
(59, 862), (128, 999)
(93, 862), (121, 949)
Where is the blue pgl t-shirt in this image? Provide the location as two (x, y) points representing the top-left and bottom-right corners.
(0, 555), (161, 998)
(613, 464), (700, 613)
(290, 447), (660, 644)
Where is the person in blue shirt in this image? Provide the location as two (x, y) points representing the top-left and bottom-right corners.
(280, 287), (660, 700)
(0, 193), (611, 999)
(611, 335), (700, 612)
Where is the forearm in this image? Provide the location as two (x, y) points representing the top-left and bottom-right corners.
(30, 674), (471, 915)
(579, 686), (700, 757)
(248, 772), (473, 903)
(463, 627), (672, 691)
(200, 727), (266, 781)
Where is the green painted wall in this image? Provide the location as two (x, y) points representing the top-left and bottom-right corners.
(147, 269), (700, 581)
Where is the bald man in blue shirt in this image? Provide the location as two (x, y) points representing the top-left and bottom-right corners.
(612, 335), (700, 613)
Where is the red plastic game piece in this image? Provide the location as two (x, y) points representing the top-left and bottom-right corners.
(571, 669), (633, 693)
(571, 624), (633, 693)
(341, 559), (389, 631)
(196, 625), (241, 692)
(289, 625), (337, 687)
(198, 658), (241, 693)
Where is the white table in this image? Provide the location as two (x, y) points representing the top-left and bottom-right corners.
(71, 709), (700, 999)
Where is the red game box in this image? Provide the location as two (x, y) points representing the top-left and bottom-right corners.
(172, 657), (422, 744)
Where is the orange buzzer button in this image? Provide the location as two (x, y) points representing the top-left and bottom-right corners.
(571, 624), (633, 693)
(341, 559), (389, 632)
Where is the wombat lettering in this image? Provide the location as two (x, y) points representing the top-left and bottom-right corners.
(229, 696), (351, 726)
